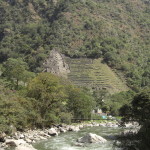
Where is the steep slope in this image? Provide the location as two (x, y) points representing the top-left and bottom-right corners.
(0, 0), (149, 89)
(44, 50), (128, 93)
(48, 0), (150, 89)
(66, 58), (128, 93)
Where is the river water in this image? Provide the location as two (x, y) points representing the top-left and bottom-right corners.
(33, 126), (123, 150)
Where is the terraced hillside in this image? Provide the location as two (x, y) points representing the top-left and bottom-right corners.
(0, 0), (149, 89)
(65, 58), (128, 93)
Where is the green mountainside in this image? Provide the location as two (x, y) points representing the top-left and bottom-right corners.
(0, 0), (150, 89)
(66, 58), (128, 93)
(0, 1), (150, 142)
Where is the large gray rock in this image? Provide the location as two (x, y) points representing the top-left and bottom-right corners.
(77, 133), (107, 143)
(5, 139), (37, 150)
(48, 128), (58, 136)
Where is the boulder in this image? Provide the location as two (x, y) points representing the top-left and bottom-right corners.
(77, 133), (107, 143)
(79, 124), (84, 129)
(59, 127), (67, 133)
(84, 124), (93, 127)
(0, 133), (6, 142)
(69, 126), (80, 132)
(99, 123), (106, 127)
(19, 134), (25, 139)
(48, 128), (58, 136)
(5, 139), (26, 147)
(25, 138), (32, 144)
(5, 139), (37, 150)
(92, 122), (99, 127)
(5, 140), (17, 147)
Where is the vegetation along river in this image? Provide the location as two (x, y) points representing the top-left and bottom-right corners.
(33, 126), (123, 150)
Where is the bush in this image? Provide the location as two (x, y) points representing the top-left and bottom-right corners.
(60, 112), (73, 124)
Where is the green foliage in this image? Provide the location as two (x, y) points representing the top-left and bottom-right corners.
(119, 88), (150, 123)
(0, 72), (96, 132)
(119, 88), (150, 149)
(0, 0), (150, 138)
(67, 86), (96, 119)
(131, 89), (150, 123)
(27, 72), (67, 127)
(0, 0), (149, 90)
(26, 72), (96, 126)
(2, 58), (34, 89)
(93, 89), (109, 108)
(0, 85), (35, 133)
(60, 112), (73, 124)
(91, 114), (103, 120)
(103, 90), (135, 115)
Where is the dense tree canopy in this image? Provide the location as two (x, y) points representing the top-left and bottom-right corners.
(0, 72), (97, 131)
(0, 3), (149, 149)
(27, 73), (67, 126)
(2, 58), (34, 89)
(119, 88), (150, 149)
(0, 84), (35, 133)
(67, 86), (96, 119)
(0, 0), (149, 90)
(119, 89), (150, 123)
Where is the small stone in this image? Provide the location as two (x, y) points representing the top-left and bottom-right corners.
(69, 126), (80, 132)
(74, 142), (85, 147)
(59, 127), (67, 133)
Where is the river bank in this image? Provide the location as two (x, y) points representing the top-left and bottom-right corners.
(0, 121), (140, 150)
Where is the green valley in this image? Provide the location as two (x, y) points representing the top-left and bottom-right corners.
(0, 0), (150, 149)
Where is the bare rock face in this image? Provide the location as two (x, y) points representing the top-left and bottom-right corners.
(43, 50), (70, 78)
(77, 133), (107, 143)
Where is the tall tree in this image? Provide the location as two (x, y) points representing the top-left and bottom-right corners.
(27, 72), (67, 127)
(67, 86), (96, 119)
(2, 58), (33, 89)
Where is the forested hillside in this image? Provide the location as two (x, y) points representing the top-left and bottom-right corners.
(0, 2), (150, 147)
(0, 0), (150, 90)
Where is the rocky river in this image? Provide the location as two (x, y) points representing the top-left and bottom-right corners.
(33, 126), (123, 150)
(1, 121), (140, 150)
